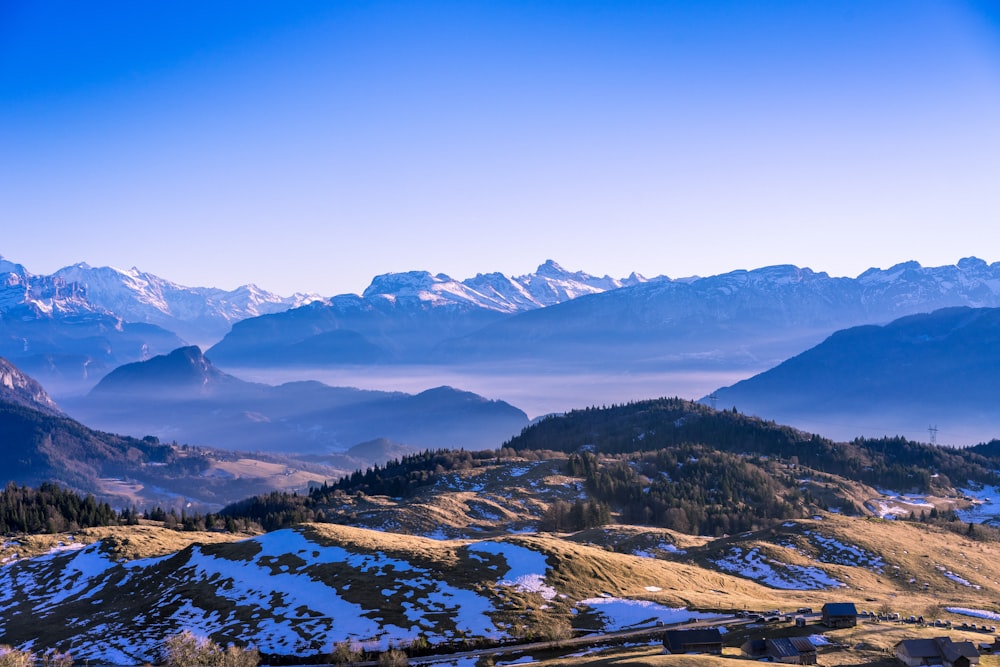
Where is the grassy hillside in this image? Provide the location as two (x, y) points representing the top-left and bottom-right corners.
(2, 516), (999, 665)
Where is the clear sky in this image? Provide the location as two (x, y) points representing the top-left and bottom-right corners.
(2, 1), (1000, 296)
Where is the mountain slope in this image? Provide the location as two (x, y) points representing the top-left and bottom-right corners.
(0, 523), (778, 663)
(67, 347), (529, 452)
(708, 306), (1000, 443)
(3, 516), (1000, 664)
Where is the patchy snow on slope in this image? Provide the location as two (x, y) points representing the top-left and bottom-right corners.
(712, 547), (844, 590)
(803, 531), (884, 573)
(468, 541), (556, 600)
(956, 485), (1000, 525)
(935, 564), (981, 589)
(946, 608), (1000, 621)
(868, 491), (936, 520)
(576, 598), (721, 632)
(632, 542), (686, 558)
(0, 528), (513, 662)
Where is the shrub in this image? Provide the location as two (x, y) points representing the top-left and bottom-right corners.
(161, 631), (259, 667)
(377, 647), (408, 667)
(0, 647), (34, 667)
(330, 641), (363, 665)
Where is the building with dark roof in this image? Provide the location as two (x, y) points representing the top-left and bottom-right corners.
(741, 637), (817, 664)
(895, 637), (980, 667)
(821, 602), (858, 628)
(662, 628), (724, 654)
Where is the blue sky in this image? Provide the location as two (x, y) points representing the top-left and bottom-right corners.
(2, 1), (999, 295)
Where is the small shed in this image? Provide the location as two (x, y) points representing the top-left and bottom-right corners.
(821, 602), (858, 628)
(663, 628), (724, 655)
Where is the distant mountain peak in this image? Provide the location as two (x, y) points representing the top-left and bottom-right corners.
(91, 345), (236, 396)
(535, 259), (568, 275)
(362, 270), (452, 298)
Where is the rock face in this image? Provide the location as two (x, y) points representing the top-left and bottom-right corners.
(0, 357), (62, 416)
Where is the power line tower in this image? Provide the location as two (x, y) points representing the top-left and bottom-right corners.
(708, 392), (718, 411)
(928, 424), (938, 445)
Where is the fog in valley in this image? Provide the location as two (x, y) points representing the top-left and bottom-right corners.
(223, 364), (754, 422)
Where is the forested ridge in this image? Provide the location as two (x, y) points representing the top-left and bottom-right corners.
(0, 401), (208, 490)
(215, 399), (1000, 535)
(9, 398), (1000, 537)
(506, 398), (1000, 491)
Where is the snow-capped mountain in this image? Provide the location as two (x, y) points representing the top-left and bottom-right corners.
(0, 254), (322, 395)
(207, 260), (655, 365)
(52, 262), (321, 344)
(0, 257), (101, 319)
(359, 260), (658, 313)
(211, 256), (1000, 374)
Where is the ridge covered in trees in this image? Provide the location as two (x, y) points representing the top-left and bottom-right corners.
(214, 399), (1000, 535)
(505, 398), (1000, 492)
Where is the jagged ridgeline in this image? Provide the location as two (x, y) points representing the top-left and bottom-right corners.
(221, 399), (1000, 536)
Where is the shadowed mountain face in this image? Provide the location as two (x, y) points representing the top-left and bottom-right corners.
(0, 388), (208, 503)
(708, 307), (1000, 444)
(66, 346), (529, 453)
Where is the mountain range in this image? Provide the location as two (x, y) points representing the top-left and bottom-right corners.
(0, 255), (651, 394)
(0, 255), (317, 394)
(208, 257), (1000, 377)
(9, 252), (1000, 444)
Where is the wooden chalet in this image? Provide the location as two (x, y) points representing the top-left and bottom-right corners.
(895, 637), (980, 667)
(662, 628), (724, 655)
(821, 602), (858, 628)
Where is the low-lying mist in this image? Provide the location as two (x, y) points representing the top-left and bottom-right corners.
(221, 364), (755, 421)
